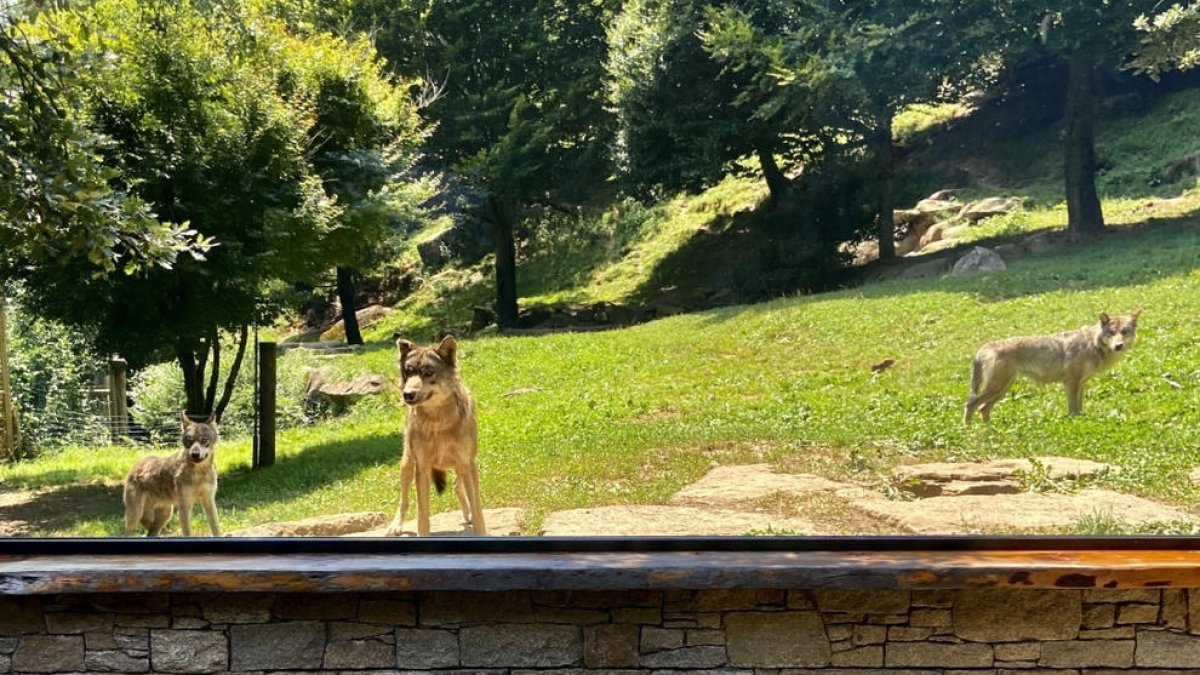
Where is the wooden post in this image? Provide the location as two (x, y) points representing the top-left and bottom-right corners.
(0, 295), (16, 461)
(254, 341), (276, 469)
(108, 355), (129, 442)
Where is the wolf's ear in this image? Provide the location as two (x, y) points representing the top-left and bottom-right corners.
(1130, 308), (1142, 323)
(205, 412), (217, 426)
(436, 334), (458, 368)
(1098, 312), (1111, 326)
(180, 411), (191, 428)
(395, 337), (416, 361)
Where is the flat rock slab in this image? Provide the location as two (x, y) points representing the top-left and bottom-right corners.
(669, 464), (871, 506)
(858, 489), (1189, 534)
(230, 512), (388, 537)
(893, 456), (1113, 497)
(349, 507), (524, 537)
(539, 505), (819, 536)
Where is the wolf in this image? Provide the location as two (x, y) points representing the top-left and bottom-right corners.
(123, 413), (221, 536)
(964, 310), (1141, 424)
(386, 334), (487, 536)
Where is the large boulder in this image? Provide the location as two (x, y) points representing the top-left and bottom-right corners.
(952, 246), (1006, 275)
(958, 196), (1022, 222)
(304, 368), (387, 409)
(320, 304), (393, 341)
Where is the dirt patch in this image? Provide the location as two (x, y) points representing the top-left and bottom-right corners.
(539, 505), (818, 536)
(347, 507), (524, 537)
(231, 512), (389, 537)
(0, 482), (122, 537)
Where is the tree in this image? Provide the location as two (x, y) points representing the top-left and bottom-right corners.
(0, 13), (210, 279)
(1129, 3), (1200, 78)
(19, 0), (339, 417)
(325, 0), (615, 329)
(965, 1), (1160, 237)
(277, 31), (425, 345)
(707, 0), (981, 259)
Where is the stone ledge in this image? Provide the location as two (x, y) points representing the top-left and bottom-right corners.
(8, 548), (1200, 594)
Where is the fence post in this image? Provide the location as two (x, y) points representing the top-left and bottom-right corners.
(108, 355), (129, 442)
(254, 341), (276, 469)
(0, 295), (16, 460)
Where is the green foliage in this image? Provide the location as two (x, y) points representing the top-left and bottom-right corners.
(1130, 2), (1200, 78)
(3, 287), (106, 456)
(0, 15), (210, 278)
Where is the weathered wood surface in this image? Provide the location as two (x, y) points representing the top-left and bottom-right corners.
(5, 549), (1200, 594)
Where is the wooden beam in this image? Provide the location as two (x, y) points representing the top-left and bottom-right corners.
(6, 549), (1200, 595)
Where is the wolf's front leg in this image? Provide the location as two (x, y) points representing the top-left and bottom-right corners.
(178, 498), (193, 536)
(201, 494), (221, 537)
(386, 454), (415, 536)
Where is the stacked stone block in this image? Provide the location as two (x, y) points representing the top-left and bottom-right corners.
(5, 588), (1200, 672)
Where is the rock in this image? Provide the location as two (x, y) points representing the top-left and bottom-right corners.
(152, 630), (228, 673)
(993, 242), (1026, 258)
(670, 464), (869, 507)
(304, 370), (387, 408)
(892, 456), (1113, 498)
(926, 189), (961, 202)
(539, 504), (818, 536)
(320, 304), (393, 341)
(898, 257), (952, 280)
(1161, 150), (1200, 184)
(952, 246), (1006, 275)
(584, 624), (639, 668)
(396, 629), (459, 669)
(230, 622), (324, 671)
(348, 507), (525, 537)
(919, 238), (963, 254)
(857, 488), (1190, 534)
(459, 624), (582, 667)
(12, 635), (84, 673)
(958, 196), (1022, 221)
(230, 512), (388, 537)
(471, 306), (495, 331)
(953, 589), (1080, 642)
(920, 221), (949, 247)
(725, 612), (830, 667)
(518, 305), (554, 328)
(1023, 229), (1065, 254)
(416, 227), (455, 269)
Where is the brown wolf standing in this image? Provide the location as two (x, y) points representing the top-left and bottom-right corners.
(386, 334), (487, 536)
(123, 413), (221, 536)
(964, 310), (1141, 424)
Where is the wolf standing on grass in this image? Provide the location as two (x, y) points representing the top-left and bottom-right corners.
(123, 413), (221, 536)
(964, 310), (1141, 424)
(388, 334), (487, 537)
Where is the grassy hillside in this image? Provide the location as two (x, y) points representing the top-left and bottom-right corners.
(4, 88), (1200, 537)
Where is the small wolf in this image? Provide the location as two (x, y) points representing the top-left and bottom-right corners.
(123, 413), (221, 536)
(386, 334), (487, 537)
(964, 310), (1141, 424)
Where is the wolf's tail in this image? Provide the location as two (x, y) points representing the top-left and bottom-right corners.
(433, 469), (447, 494)
(969, 356), (982, 396)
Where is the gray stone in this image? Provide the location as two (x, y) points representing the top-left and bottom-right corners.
(1136, 628), (1200, 666)
(725, 611), (830, 667)
(1083, 603), (1116, 628)
(830, 645), (883, 667)
(898, 257), (952, 280)
(1163, 589), (1188, 629)
(200, 594), (273, 624)
(852, 624), (886, 646)
(12, 635), (84, 673)
(0, 597), (44, 634)
(44, 611), (113, 634)
(611, 607), (662, 624)
(953, 589), (1080, 642)
(396, 628), (459, 669)
(814, 589), (909, 614)
(534, 607), (610, 624)
(1085, 590), (1161, 604)
(272, 593), (359, 620)
(585, 625), (639, 668)
(420, 591), (535, 625)
(1117, 603), (1159, 624)
(460, 624), (582, 668)
(888, 626), (935, 642)
(958, 196), (1022, 221)
(886, 642), (993, 668)
(1080, 626), (1135, 639)
(325, 638), (396, 670)
(358, 598), (417, 625)
(910, 608), (952, 627)
(0, 654), (8, 673)
(229, 621), (323, 671)
(150, 630), (226, 673)
(1040, 639), (1133, 667)
(686, 629), (725, 646)
(639, 646), (726, 669)
(952, 246), (1006, 275)
(994, 642), (1040, 661)
(85, 649), (150, 672)
(641, 627), (684, 652)
(0, 636), (18, 654)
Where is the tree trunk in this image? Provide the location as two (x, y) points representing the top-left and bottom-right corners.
(756, 145), (789, 208)
(214, 325), (248, 421)
(203, 329), (220, 413)
(1064, 47), (1105, 237)
(487, 195), (520, 329)
(873, 111), (897, 260)
(177, 348), (206, 416)
(336, 266), (364, 345)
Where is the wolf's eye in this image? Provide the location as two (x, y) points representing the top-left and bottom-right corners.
(421, 367), (434, 377)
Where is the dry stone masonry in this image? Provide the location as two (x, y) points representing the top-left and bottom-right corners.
(6, 587), (1200, 673)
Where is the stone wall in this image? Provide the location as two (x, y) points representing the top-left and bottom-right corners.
(3, 587), (1200, 673)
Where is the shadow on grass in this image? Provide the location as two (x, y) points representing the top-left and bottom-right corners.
(0, 483), (123, 536)
(216, 431), (401, 512)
